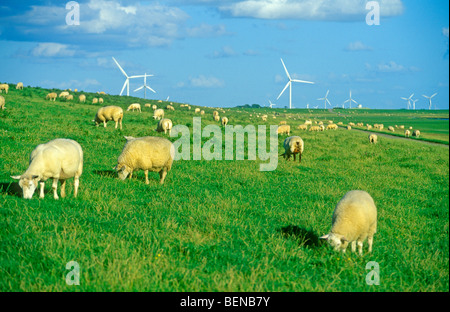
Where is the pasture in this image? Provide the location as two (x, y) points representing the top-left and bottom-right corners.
(0, 85), (448, 292)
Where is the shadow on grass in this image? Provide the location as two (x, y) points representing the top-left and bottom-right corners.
(0, 182), (22, 197)
(279, 225), (324, 249)
(93, 169), (117, 178)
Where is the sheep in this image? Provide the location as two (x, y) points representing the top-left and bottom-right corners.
(79, 94), (86, 103)
(0, 83), (9, 94)
(279, 121), (287, 125)
(16, 82), (24, 90)
(261, 115), (268, 122)
(166, 105), (175, 111)
(356, 122), (364, 127)
(156, 118), (173, 135)
(94, 105), (123, 129)
(59, 91), (70, 99)
(127, 103), (141, 112)
(349, 122), (355, 127)
(388, 126), (395, 132)
(0, 95), (5, 110)
(283, 136), (304, 162)
(405, 130), (411, 137)
(221, 117), (229, 126)
(320, 190), (377, 255)
(369, 134), (377, 144)
(347, 125), (352, 130)
(98, 97), (104, 104)
(115, 136), (174, 185)
(277, 125), (290, 135)
(319, 125), (325, 131)
(214, 115), (220, 122)
(153, 108), (164, 120)
(297, 124), (308, 130)
(66, 95), (74, 101)
(366, 124), (372, 130)
(304, 120), (312, 125)
(326, 124), (338, 130)
(213, 111), (219, 117)
(200, 110), (205, 115)
(152, 104), (157, 110)
(195, 108), (201, 113)
(413, 130), (420, 138)
(92, 98), (98, 104)
(309, 126), (320, 132)
(46, 92), (57, 101)
(11, 138), (83, 200)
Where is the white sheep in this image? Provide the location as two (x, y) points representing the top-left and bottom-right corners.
(16, 82), (24, 90)
(221, 116), (229, 126)
(309, 126), (320, 132)
(0, 83), (9, 94)
(0, 95), (5, 110)
(115, 136), (174, 185)
(92, 98), (98, 104)
(166, 104), (175, 111)
(98, 97), (104, 104)
(152, 104), (158, 110)
(127, 103), (141, 112)
(153, 108), (164, 120)
(11, 139), (83, 199)
(297, 124), (308, 130)
(277, 125), (290, 135)
(326, 124), (338, 130)
(46, 92), (57, 101)
(405, 130), (411, 137)
(369, 134), (377, 144)
(79, 94), (86, 103)
(195, 108), (201, 113)
(320, 190), (377, 255)
(156, 118), (173, 135)
(214, 114), (220, 122)
(388, 126), (395, 132)
(144, 103), (152, 108)
(59, 91), (70, 99)
(413, 130), (420, 138)
(283, 136), (304, 162)
(94, 105), (123, 129)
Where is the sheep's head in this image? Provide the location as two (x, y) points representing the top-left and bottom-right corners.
(11, 175), (40, 199)
(114, 164), (131, 180)
(319, 233), (348, 252)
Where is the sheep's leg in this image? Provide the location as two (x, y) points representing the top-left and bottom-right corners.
(144, 170), (149, 184)
(357, 241), (364, 255)
(298, 153), (302, 163)
(52, 178), (59, 200)
(60, 179), (66, 198)
(39, 182), (45, 199)
(74, 176), (79, 198)
(351, 241), (356, 253)
(103, 121), (107, 128)
(368, 236), (373, 253)
(159, 170), (167, 184)
(129, 171), (133, 180)
(293, 154), (296, 161)
(115, 120), (118, 129)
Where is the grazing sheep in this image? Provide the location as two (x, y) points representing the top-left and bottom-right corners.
(320, 190), (377, 255)
(144, 103), (152, 108)
(399, 125), (405, 129)
(200, 110), (205, 115)
(388, 126), (395, 132)
(279, 121), (287, 125)
(153, 108), (165, 120)
(277, 125), (290, 135)
(214, 115), (220, 122)
(59, 91), (70, 99)
(0, 83), (9, 94)
(356, 123), (364, 127)
(166, 105), (175, 111)
(152, 104), (157, 110)
(413, 130), (420, 138)
(297, 124), (308, 130)
(213, 111), (219, 117)
(326, 124), (338, 130)
(195, 108), (201, 113)
(221, 117), (229, 126)
(261, 115), (268, 122)
(92, 98), (98, 104)
(309, 126), (320, 132)
(79, 94), (86, 103)
(16, 82), (24, 90)
(283, 136), (304, 162)
(337, 122), (343, 125)
(66, 95), (74, 101)
(156, 118), (173, 135)
(369, 134), (377, 144)
(115, 136), (174, 185)
(46, 92), (57, 101)
(304, 120), (312, 125)
(349, 122), (355, 127)
(11, 138), (83, 200)
(319, 125), (325, 131)
(0, 95), (5, 110)
(366, 124), (372, 130)
(347, 125), (352, 130)
(405, 130), (411, 137)
(94, 105), (123, 130)
(127, 103), (141, 112)
(98, 97), (104, 104)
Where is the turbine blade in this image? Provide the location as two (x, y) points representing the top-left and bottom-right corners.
(134, 86), (144, 92)
(120, 79), (128, 96)
(291, 79), (314, 84)
(431, 93), (437, 98)
(280, 58), (291, 80)
(112, 57), (128, 78)
(326, 99), (331, 105)
(325, 90), (330, 97)
(277, 82), (290, 100)
(129, 75), (145, 79)
(146, 86), (156, 93)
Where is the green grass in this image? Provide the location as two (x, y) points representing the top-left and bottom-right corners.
(0, 85), (448, 291)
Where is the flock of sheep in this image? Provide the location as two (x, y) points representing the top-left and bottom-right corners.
(6, 82), (428, 256)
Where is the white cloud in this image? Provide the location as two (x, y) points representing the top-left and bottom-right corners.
(443, 27), (449, 38)
(41, 78), (101, 91)
(207, 46), (238, 58)
(32, 43), (76, 57)
(189, 75), (225, 88)
(186, 23), (229, 37)
(366, 61), (419, 73)
(219, 0), (404, 21)
(345, 41), (373, 51)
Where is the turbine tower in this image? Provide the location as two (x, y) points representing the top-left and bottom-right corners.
(343, 90), (358, 109)
(401, 93), (414, 110)
(112, 57), (146, 96)
(134, 73), (156, 99)
(423, 93), (437, 110)
(411, 98), (419, 110)
(317, 90), (331, 109)
(276, 58), (314, 109)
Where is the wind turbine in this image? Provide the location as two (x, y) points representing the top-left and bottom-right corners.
(317, 90), (331, 109)
(268, 100), (276, 108)
(112, 57), (146, 96)
(411, 98), (419, 110)
(423, 93), (437, 110)
(276, 58), (314, 109)
(134, 73), (156, 99)
(401, 93), (414, 110)
(343, 90), (358, 109)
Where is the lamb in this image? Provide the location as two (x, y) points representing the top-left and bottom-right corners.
(66, 95), (74, 101)
(156, 118), (173, 135)
(11, 138), (83, 199)
(0, 95), (5, 110)
(405, 130), (411, 137)
(127, 103), (141, 112)
(16, 82), (24, 90)
(153, 108), (164, 120)
(0, 83), (9, 94)
(283, 136), (304, 162)
(94, 105), (123, 129)
(46, 92), (57, 101)
(221, 117), (229, 126)
(320, 190), (377, 255)
(413, 130), (420, 138)
(152, 104), (157, 110)
(277, 125), (290, 135)
(369, 134), (377, 144)
(115, 136), (174, 185)
(79, 94), (86, 103)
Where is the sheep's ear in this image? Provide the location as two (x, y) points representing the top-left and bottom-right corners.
(124, 136), (134, 141)
(319, 234), (329, 240)
(31, 175), (39, 180)
(340, 236), (348, 243)
(11, 175), (22, 180)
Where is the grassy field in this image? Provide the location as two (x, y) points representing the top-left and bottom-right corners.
(0, 85), (448, 292)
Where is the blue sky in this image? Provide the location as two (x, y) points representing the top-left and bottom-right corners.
(0, 0), (448, 109)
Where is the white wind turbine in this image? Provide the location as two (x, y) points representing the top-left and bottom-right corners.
(112, 57), (146, 96)
(411, 98), (419, 110)
(401, 93), (414, 110)
(343, 90), (358, 109)
(423, 93), (437, 110)
(268, 100), (276, 108)
(134, 73), (156, 99)
(276, 58), (314, 109)
(317, 90), (331, 109)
